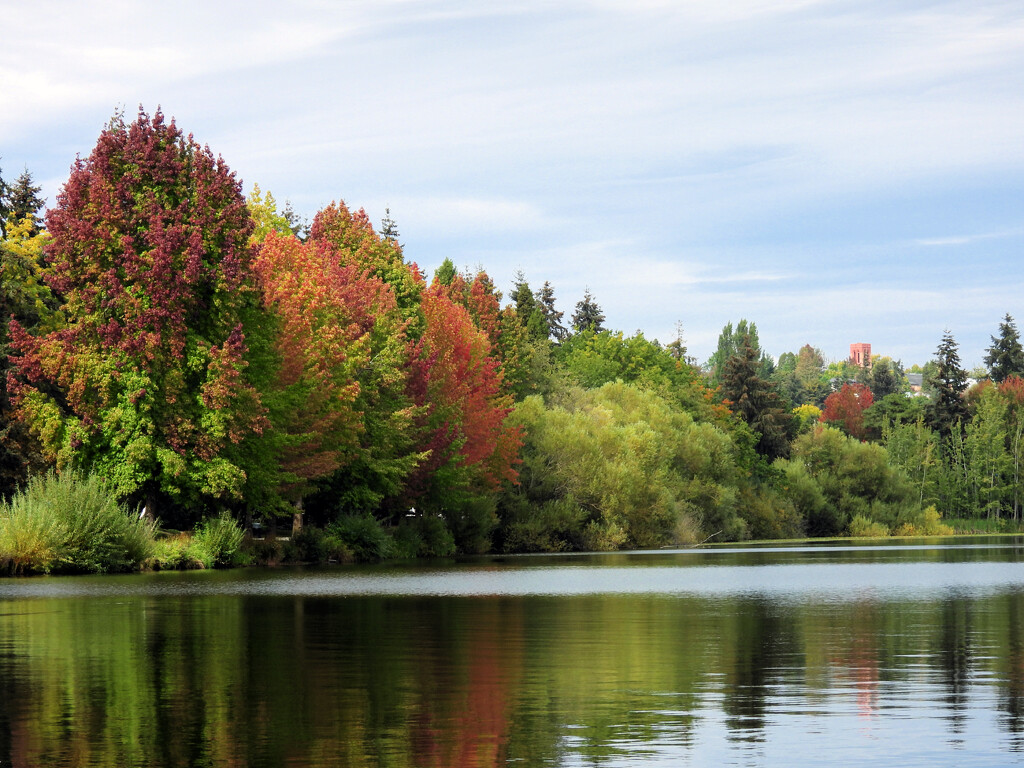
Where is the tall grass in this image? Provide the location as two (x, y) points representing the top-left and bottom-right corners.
(0, 472), (156, 575)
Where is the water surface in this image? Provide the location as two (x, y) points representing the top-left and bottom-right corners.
(2, 537), (1024, 766)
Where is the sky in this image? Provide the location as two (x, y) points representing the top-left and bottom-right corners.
(1, 0), (1022, 368)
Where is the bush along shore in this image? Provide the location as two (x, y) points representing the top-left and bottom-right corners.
(0, 472), (457, 575)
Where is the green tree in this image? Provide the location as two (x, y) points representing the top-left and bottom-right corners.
(707, 320), (773, 387)
(571, 288), (605, 334)
(246, 184), (294, 244)
(0, 161), (8, 237)
(511, 272), (547, 341)
(500, 382), (744, 550)
(433, 257), (457, 286)
(883, 416), (940, 510)
(869, 357), (904, 400)
(4, 168), (45, 236)
(719, 336), (794, 460)
(985, 314), (1024, 384)
(537, 281), (567, 342)
(780, 425), (916, 536)
(379, 207), (400, 244)
(964, 385), (1011, 520)
(556, 328), (698, 391)
(928, 331), (969, 438)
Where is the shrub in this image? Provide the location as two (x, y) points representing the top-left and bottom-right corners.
(152, 533), (205, 570)
(285, 527), (353, 564)
(893, 505), (954, 537)
(0, 471), (156, 574)
(327, 515), (394, 562)
(243, 536), (284, 566)
(849, 514), (889, 538)
(738, 488), (804, 541)
(395, 514), (457, 558)
(189, 514), (246, 568)
(501, 497), (587, 553)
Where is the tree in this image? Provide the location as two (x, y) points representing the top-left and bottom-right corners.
(571, 288), (605, 334)
(557, 329), (697, 391)
(0, 162), (8, 237)
(883, 416), (940, 510)
(247, 184), (294, 244)
(719, 335), (794, 460)
(537, 281), (567, 342)
(433, 258), (457, 287)
(1, 213), (53, 497)
(5, 169), (45, 236)
(707, 320), (773, 386)
(985, 314), (1024, 383)
(406, 285), (522, 550)
(500, 382), (742, 550)
(869, 357), (904, 400)
(964, 385), (1011, 520)
(929, 331), (969, 438)
(665, 321), (689, 362)
(309, 201), (423, 327)
(380, 207), (400, 244)
(820, 383), (874, 440)
(253, 231), (418, 527)
(998, 376), (1024, 521)
(510, 272), (547, 341)
(7, 108), (266, 517)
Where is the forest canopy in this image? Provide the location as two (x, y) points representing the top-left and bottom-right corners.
(2, 109), (1019, 562)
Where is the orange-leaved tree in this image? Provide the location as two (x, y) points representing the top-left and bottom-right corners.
(253, 230), (417, 526)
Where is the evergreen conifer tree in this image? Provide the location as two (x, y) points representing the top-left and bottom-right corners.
(929, 330), (969, 438)
(719, 335), (794, 460)
(985, 314), (1024, 383)
(380, 207), (400, 244)
(511, 272), (547, 340)
(0, 162), (8, 238)
(5, 169), (45, 235)
(571, 288), (605, 334)
(537, 281), (567, 341)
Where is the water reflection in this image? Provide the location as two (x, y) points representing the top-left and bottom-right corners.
(1, 541), (1024, 766)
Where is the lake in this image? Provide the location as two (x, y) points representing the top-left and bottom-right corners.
(2, 538), (1024, 767)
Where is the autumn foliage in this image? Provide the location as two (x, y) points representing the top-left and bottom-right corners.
(7, 109), (265, 506)
(253, 231), (402, 496)
(820, 383), (874, 440)
(407, 284), (521, 502)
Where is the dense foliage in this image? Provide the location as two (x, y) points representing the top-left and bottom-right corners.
(4, 109), (1021, 569)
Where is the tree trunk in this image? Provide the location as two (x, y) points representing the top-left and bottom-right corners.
(292, 498), (304, 537)
(142, 489), (158, 523)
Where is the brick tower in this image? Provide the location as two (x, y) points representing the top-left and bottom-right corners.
(849, 343), (871, 367)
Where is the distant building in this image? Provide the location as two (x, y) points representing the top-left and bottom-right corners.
(849, 343), (872, 367)
(906, 373), (923, 393)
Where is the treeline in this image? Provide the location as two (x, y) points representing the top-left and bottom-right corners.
(0, 109), (1018, 562)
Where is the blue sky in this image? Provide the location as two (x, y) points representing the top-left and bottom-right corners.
(2, 0), (1022, 368)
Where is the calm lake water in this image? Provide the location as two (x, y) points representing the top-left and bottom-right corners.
(3, 538), (1024, 767)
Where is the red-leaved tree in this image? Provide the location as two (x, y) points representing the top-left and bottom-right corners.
(820, 383), (874, 440)
(405, 284), (521, 548)
(7, 108), (265, 513)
